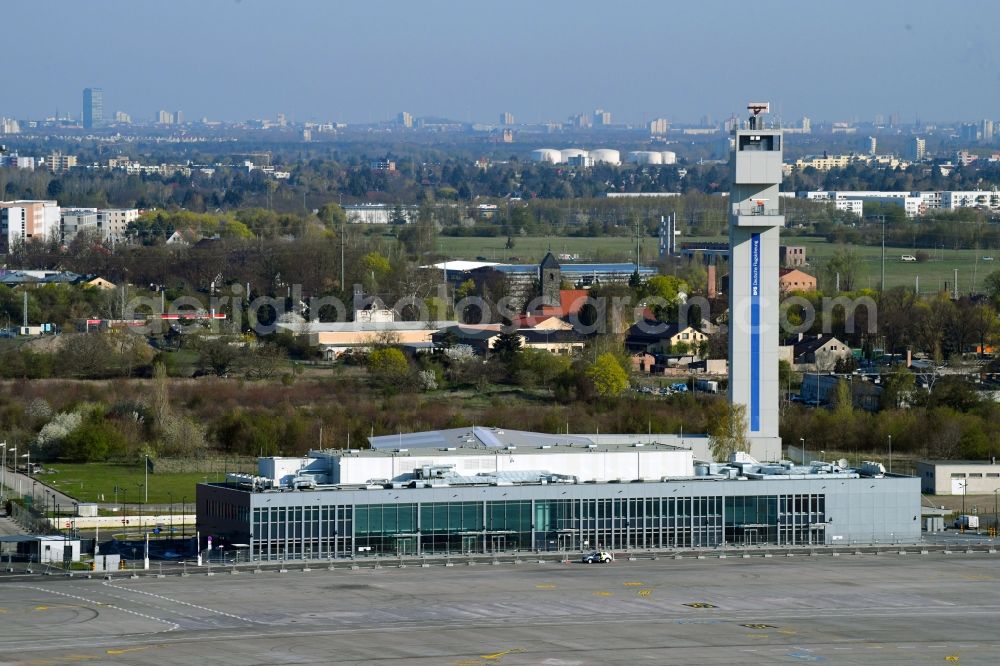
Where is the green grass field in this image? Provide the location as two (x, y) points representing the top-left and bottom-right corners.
(788, 236), (994, 293)
(40, 463), (234, 505)
(438, 234), (996, 293)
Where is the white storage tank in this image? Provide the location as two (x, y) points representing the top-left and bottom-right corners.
(660, 151), (677, 165)
(531, 148), (562, 164)
(560, 148), (588, 163)
(627, 151), (663, 165)
(589, 149), (621, 165)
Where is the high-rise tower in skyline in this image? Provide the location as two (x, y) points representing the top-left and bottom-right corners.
(82, 87), (103, 129)
(728, 102), (783, 451)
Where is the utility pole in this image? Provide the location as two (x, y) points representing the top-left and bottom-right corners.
(339, 194), (346, 291)
(635, 217), (642, 269)
(880, 214), (886, 292)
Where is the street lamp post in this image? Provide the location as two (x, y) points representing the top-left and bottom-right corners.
(181, 496), (187, 539)
(888, 434), (892, 474)
(800, 438), (806, 465)
(0, 441), (7, 501)
(994, 489), (998, 535)
(9, 446), (16, 496)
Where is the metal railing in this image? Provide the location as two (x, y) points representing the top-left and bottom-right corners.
(732, 204), (781, 217)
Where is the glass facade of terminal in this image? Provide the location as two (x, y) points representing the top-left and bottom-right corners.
(242, 493), (829, 561)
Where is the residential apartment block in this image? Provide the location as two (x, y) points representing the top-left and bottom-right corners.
(802, 190), (1000, 218)
(0, 200), (61, 251)
(96, 208), (138, 243)
(60, 208), (99, 243)
(46, 152), (77, 174)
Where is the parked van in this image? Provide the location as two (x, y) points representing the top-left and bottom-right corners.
(900, 255), (917, 262)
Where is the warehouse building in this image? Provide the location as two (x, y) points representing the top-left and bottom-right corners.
(915, 459), (1000, 495)
(198, 444), (919, 560)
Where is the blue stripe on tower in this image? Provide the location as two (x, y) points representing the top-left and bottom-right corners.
(750, 233), (761, 432)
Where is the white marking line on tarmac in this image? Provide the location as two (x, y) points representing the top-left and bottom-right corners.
(102, 582), (255, 624)
(14, 585), (179, 632)
(92, 589), (205, 623)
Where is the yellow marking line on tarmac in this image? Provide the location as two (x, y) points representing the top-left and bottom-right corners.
(534, 583), (555, 590)
(480, 648), (524, 660)
(637, 589), (652, 598)
(593, 591), (613, 597)
(622, 581), (644, 587)
(106, 646), (152, 656)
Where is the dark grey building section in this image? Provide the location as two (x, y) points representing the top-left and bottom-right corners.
(83, 87), (103, 129)
(198, 475), (920, 562)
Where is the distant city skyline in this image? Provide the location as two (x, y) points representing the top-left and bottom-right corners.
(3, 0), (998, 125)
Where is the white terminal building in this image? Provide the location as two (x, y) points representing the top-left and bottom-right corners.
(196, 103), (922, 561)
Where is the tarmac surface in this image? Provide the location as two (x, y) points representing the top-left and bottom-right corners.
(1, 553), (999, 666)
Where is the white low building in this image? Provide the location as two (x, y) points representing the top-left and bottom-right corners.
(343, 204), (417, 224)
(256, 439), (694, 488)
(915, 459), (1000, 495)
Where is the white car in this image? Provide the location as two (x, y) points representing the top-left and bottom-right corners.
(581, 550), (614, 564)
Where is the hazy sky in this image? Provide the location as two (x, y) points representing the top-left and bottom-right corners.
(5, 0), (999, 124)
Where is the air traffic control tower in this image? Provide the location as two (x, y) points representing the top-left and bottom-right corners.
(728, 102), (783, 457)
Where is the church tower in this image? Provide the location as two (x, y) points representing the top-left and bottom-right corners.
(539, 252), (561, 307)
